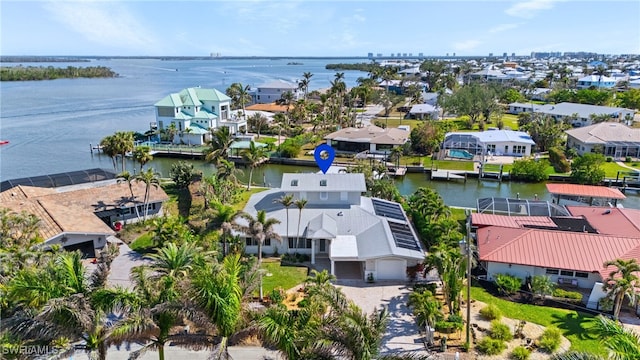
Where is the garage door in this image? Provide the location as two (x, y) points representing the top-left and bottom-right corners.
(376, 259), (406, 280)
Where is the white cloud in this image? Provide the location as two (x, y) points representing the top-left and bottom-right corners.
(44, 1), (158, 52)
(453, 40), (482, 51)
(352, 14), (366, 23)
(489, 23), (520, 33)
(505, 0), (558, 18)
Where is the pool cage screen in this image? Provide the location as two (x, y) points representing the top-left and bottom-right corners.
(477, 197), (570, 217)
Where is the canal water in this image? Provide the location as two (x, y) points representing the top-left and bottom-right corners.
(117, 157), (638, 210)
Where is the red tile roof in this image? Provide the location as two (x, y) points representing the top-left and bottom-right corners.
(567, 206), (640, 238)
(477, 226), (640, 280)
(546, 183), (626, 200)
(472, 214), (558, 229)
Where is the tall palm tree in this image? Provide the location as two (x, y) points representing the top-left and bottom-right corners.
(241, 141), (267, 190)
(114, 131), (135, 172)
(117, 170), (135, 199)
(205, 126), (234, 165)
(273, 194), (294, 250)
(209, 202), (243, 257)
(99, 134), (119, 171)
(603, 258), (640, 320)
(239, 210), (281, 264)
(294, 198), (308, 251)
(135, 168), (161, 220)
(133, 145), (154, 171)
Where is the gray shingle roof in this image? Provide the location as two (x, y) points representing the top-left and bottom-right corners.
(565, 122), (640, 143)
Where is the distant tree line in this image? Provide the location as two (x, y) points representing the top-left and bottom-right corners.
(0, 56), (90, 63)
(0, 65), (118, 81)
(325, 62), (387, 72)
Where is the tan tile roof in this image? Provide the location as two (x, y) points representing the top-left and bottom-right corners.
(0, 181), (168, 241)
(245, 103), (291, 113)
(324, 125), (409, 145)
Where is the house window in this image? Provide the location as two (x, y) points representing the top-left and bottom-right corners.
(264, 238), (271, 246)
(320, 179), (327, 186)
(291, 180), (298, 186)
(504, 145), (509, 153)
(289, 238), (311, 249)
(487, 144), (496, 153)
(320, 192), (328, 200)
(545, 268), (559, 275)
(246, 237), (254, 246)
(574, 272), (588, 278)
(340, 192), (348, 201)
(513, 145), (525, 154)
(560, 270), (573, 277)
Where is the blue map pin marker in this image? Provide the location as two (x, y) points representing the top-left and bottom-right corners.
(314, 144), (335, 174)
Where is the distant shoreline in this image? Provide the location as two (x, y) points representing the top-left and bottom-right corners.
(0, 55), (514, 62)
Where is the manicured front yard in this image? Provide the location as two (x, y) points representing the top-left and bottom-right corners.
(259, 258), (308, 294)
(470, 286), (603, 356)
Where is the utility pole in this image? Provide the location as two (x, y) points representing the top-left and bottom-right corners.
(465, 209), (472, 349)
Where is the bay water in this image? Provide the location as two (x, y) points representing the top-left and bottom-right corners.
(1, 58), (637, 209)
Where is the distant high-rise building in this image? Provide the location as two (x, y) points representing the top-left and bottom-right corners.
(409, 53), (412, 57)
(446, 53), (449, 57)
(368, 53), (374, 58)
(489, 53), (494, 57)
(512, 53), (516, 57)
(397, 53), (401, 57)
(419, 53), (424, 57)
(377, 53), (383, 57)
(391, 53), (395, 57)
(503, 52), (507, 58)
(453, 52), (456, 57)
(402, 53), (407, 57)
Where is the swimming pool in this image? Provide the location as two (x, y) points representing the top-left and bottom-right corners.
(448, 149), (474, 160)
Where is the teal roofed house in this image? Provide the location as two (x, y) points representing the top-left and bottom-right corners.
(154, 87), (247, 145)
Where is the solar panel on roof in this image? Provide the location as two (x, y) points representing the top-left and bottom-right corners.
(388, 221), (421, 251)
(371, 199), (406, 221)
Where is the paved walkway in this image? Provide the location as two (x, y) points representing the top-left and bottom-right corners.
(616, 161), (640, 173)
(336, 281), (431, 356)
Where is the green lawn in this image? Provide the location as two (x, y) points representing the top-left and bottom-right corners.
(470, 286), (603, 355)
(233, 187), (268, 211)
(601, 161), (638, 178)
(430, 159), (475, 171)
(130, 232), (154, 252)
(374, 117), (422, 129)
(259, 258), (309, 295)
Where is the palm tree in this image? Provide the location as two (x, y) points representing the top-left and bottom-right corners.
(135, 168), (161, 220)
(209, 202), (243, 257)
(114, 131), (135, 172)
(323, 304), (389, 360)
(189, 254), (244, 360)
(592, 314), (640, 360)
(603, 258), (640, 320)
(239, 210), (281, 264)
(205, 126), (234, 165)
(133, 145), (154, 171)
(273, 194), (294, 250)
(99, 134), (119, 171)
(182, 126), (193, 146)
(294, 198), (307, 251)
(227, 83), (252, 122)
(241, 140), (267, 190)
(117, 170), (135, 199)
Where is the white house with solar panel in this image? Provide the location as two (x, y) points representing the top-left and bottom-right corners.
(239, 173), (425, 281)
(154, 87), (247, 145)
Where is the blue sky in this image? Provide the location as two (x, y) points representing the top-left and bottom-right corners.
(2, 0), (639, 57)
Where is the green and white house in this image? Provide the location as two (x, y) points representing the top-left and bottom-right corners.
(154, 87), (247, 145)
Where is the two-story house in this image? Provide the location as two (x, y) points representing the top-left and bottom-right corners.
(251, 80), (300, 104)
(154, 87), (247, 145)
(239, 173), (425, 281)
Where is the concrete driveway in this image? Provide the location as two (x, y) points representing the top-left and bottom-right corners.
(336, 281), (430, 356)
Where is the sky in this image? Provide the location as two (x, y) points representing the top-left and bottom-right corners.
(1, 0), (639, 57)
